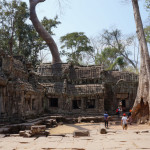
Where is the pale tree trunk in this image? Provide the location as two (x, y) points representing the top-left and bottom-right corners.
(131, 0), (150, 123)
(29, 0), (62, 64)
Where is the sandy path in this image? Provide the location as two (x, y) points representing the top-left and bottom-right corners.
(49, 122), (150, 134)
(1, 123), (150, 150)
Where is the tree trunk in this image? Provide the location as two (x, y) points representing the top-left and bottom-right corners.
(131, 0), (150, 123)
(29, 0), (62, 64)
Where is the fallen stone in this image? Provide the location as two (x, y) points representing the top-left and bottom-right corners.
(135, 131), (140, 134)
(73, 130), (90, 137)
(100, 128), (107, 134)
(78, 117), (82, 123)
(99, 124), (107, 134)
(31, 125), (46, 135)
(19, 131), (26, 136)
(90, 120), (94, 123)
(52, 119), (58, 126)
(24, 132), (31, 138)
(10, 134), (20, 137)
(141, 130), (149, 133)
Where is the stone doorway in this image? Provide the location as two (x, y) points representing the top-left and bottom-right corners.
(72, 100), (81, 109)
(121, 99), (126, 111)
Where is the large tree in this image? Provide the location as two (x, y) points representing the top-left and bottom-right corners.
(29, 0), (62, 64)
(100, 29), (138, 70)
(144, 0), (150, 44)
(60, 32), (94, 65)
(0, 0), (29, 55)
(0, 0), (61, 66)
(131, 0), (150, 123)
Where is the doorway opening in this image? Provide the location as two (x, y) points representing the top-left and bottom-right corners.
(49, 98), (58, 107)
(121, 99), (126, 111)
(72, 100), (81, 109)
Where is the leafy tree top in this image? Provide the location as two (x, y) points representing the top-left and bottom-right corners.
(60, 32), (94, 65)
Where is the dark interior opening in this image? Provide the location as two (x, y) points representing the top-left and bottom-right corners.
(122, 99), (126, 107)
(32, 99), (36, 110)
(121, 99), (126, 111)
(0, 58), (2, 68)
(72, 100), (81, 109)
(86, 99), (95, 108)
(42, 99), (44, 107)
(49, 98), (58, 107)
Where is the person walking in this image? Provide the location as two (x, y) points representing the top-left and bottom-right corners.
(116, 107), (120, 118)
(128, 109), (132, 125)
(104, 112), (109, 128)
(121, 113), (128, 130)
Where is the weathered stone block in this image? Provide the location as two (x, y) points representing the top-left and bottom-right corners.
(99, 124), (107, 134)
(24, 132), (31, 137)
(78, 117), (82, 123)
(19, 131), (25, 136)
(100, 128), (107, 134)
(31, 125), (46, 135)
(73, 130), (90, 137)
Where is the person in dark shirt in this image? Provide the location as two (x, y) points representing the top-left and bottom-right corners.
(128, 109), (132, 125)
(104, 112), (109, 128)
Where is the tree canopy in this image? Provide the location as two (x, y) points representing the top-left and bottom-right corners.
(92, 29), (138, 71)
(60, 32), (94, 65)
(0, 0), (61, 66)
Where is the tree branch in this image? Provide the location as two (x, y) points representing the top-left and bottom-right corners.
(30, 0), (45, 6)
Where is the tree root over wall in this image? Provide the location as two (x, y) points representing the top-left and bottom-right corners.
(132, 99), (149, 124)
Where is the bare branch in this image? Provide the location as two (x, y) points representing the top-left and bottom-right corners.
(30, 0), (45, 6)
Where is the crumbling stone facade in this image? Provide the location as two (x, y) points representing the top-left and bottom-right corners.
(0, 53), (138, 121)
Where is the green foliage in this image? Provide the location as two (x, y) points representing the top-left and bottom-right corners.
(95, 29), (137, 71)
(144, 0), (150, 44)
(95, 47), (127, 70)
(145, 0), (150, 9)
(144, 26), (150, 43)
(0, 0), (60, 66)
(60, 32), (94, 65)
(41, 16), (61, 35)
(123, 66), (139, 74)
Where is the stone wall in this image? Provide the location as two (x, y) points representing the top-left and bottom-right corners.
(0, 54), (44, 122)
(0, 54), (138, 122)
(37, 63), (138, 115)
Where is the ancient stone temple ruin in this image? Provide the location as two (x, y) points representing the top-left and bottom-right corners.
(0, 53), (138, 121)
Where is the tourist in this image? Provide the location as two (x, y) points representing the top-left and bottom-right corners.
(128, 109), (132, 125)
(104, 111), (109, 128)
(121, 113), (128, 130)
(116, 107), (121, 118)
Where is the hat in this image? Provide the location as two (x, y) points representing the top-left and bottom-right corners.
(123, 113), (126, 116)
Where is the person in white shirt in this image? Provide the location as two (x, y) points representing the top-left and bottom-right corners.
(121, 113), (128, 130)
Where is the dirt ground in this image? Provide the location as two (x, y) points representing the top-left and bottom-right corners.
(0, 122), (150, 150)
(49, 122), (150, 134)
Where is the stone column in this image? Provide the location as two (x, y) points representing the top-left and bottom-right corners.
(81, 98), (85, 112)
(95, 97), (99, 112)
(0, 87), (2, 116)
(99, 99), (104, 113)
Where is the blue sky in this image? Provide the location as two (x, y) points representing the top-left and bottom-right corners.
(24, 0), (149, 62)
